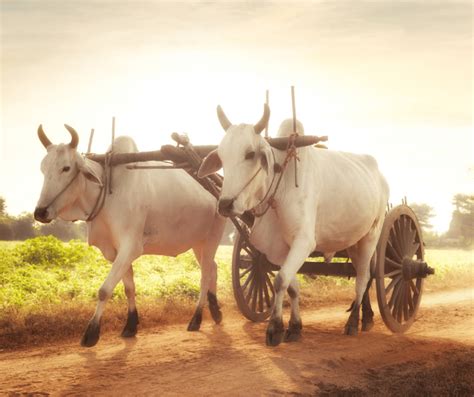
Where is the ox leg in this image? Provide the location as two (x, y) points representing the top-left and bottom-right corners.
(121, 266), (139, 338)
(267, 237), (314, 347)
(81, 245), (141, 347)
(285, 276), (302, 342)
(207, 259), (222, 325)
(361, 278), (374, 332)
(345, 238), (377, 336)
(188, 248), (220, 331)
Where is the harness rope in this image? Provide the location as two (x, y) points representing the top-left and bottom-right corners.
(251, 133), (300, 218)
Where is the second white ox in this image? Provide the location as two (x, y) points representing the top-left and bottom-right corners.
(199, 104), (389, 346)
(34, 125), (225, 347)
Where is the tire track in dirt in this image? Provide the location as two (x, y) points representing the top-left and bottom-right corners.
(1, 288), (472, 396)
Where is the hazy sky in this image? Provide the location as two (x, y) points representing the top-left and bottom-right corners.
(1, 0), (472, 232)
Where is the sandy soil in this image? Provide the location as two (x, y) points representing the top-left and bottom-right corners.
(1, 287), (472, 396)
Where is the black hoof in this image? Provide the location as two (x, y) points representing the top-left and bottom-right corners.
(81, 320), (100, 347)
(361, 319), (374, 332)
(187, 310), (202, 332)
(266, 318), (285, 347)
(344, 323), (359, 336)
(121, 309), (139, 338)
(284, 320), (302, 343)
(208, 292), (222, 325)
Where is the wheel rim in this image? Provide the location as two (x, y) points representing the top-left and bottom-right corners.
(232, 227), (276, 322)
(376, 205), (425, 333)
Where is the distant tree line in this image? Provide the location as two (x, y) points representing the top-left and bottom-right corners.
(0, 197), (86, 241)
(410, 194), (473, 248)
(0, 194), (472, 247)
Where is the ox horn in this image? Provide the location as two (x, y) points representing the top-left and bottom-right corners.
(254, 104), (270, 135)
(217, 105), (232, 131)
(64, 124), (79, 149)
(37, 124), (53, 149)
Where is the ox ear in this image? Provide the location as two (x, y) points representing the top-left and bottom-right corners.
(198, 149), (222, 178)
(78, 159), (102, 185)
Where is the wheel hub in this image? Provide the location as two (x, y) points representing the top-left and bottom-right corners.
(401, 257), (435, 280)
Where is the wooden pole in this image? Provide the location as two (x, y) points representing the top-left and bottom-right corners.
(87, 128), (95, 153)
(291, 86), (297, 133)
(265, 89), (269, 138)
(111, 117), (116, 149)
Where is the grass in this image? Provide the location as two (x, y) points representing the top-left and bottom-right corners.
(0, 237), (472, 349)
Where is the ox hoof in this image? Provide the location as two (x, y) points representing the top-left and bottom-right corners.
(121, 309), (139, 338)
(187, 310), (202, 332)
(284, 320), (302, 343)
(266, 318), (284, 347)
(343, 323), (359, 336)
(81, 321), (100, 347)
(208, 292), (222, 325)
(361, 319), (374, 332)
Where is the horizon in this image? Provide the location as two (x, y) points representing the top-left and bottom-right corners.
(1, 1), (472, 233)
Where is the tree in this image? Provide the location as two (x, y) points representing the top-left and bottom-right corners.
(39, 219), (86, 241)
(0, 196), (13, 240)
(447, 194), (474, 245)
(410, 203), (435, 231)
(11, 213), (37, 240)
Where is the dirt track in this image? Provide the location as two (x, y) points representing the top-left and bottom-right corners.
(1, 288), (473, 396)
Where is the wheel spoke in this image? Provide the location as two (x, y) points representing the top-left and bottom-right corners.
(388, 278), (402, 309)
(385, 275), (401, 295)
(262, 273), (272, 307)
(245, 275), (257, 304)
(385, 257), (402, 269)
(403, 286), (410, 321)
(389, 228), (404, 259)
(407, 285), (414, 313)
(386, 239), (402, 263)
(396, 283), (404, 323)
(258, 276), (264, 312)
(241, 245), (254, 258)
(385, 269), (402, 278)
(241, 268), (254, 292)
(394, 219), (405, 254)
(239, 266), (252, 279)
(409, 279), (420, 296)
(407, 242), (420, 259)
(251, 275), (259, 312)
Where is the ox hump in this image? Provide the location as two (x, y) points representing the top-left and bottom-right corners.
(110, 136), (139, 154)
(277, 119), (304, 137)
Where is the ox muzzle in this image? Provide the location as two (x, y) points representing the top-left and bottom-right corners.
(34, 206), (52, 224)
(217, 198), (235, 217)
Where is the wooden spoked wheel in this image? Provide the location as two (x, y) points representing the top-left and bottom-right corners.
(376, 205), (429, 333)
(232, 226), (276, 322)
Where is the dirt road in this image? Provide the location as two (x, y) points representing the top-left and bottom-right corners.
(1, 288), (472, 396)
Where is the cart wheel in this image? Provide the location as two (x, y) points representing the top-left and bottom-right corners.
(232, 227), (276, 322)
(376, 205), (433, 333)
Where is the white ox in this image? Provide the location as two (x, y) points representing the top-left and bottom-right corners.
(198, 105), (389, 346)
(34, 125), (225, 347)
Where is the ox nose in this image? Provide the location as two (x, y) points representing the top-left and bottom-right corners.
(218, 198), (234, 217)
(34, 207), (50, 223)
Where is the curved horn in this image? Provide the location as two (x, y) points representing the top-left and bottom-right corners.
(217, 105), (232, 131)
(37, 124), (53, 149)
(64, 124), (79, 149)
(254, 104), (270, 135)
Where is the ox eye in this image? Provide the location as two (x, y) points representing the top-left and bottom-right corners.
(245, 151), (255, 160)
(62, 166), (71, 173)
